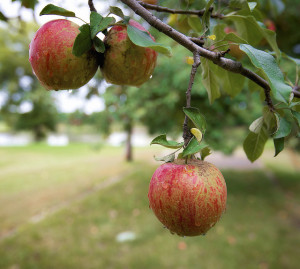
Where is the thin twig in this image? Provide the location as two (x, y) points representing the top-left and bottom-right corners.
(137, 1), (224, 19)
(88, 0), (97, 12)
(183, 53), (201, 146)
(292, 85), (300, 98)
(120, 0), (276, 111)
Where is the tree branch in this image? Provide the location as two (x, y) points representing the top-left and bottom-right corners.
(120, 0), (275, 111)
(88, 0), (97, 12)
(137, 1), (224, 19)
(183, 53), (201, 146)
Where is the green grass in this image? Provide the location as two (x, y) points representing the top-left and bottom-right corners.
(0, 144), (300, 269)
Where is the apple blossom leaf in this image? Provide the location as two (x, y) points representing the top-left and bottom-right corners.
(273, 137), (284, 157)
(239, 44), (292, 104)
(72, 24), (92, 57)
(40, 4), (75, 17)
(127, 25), (172, 56)
(154, 153), (175, 163)
(243, 128), (268, 162)
(150, 134), (184, 149)
(249, 116), (264, 134)
(289, 102), (300, 108)
(291, 110), (300, 127)
(273, 116), (292, 139)
(93, 36), (105, 53)
(187, 16), (203, 33)
(183, 107), (206, 134)
(109, 6), (125, 19)
(90, 12), (115, 39)
(200, 146), (212, 160)
(182, 137), (208, 157)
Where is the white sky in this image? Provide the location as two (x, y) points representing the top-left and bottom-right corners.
(0, 0), (119, 114)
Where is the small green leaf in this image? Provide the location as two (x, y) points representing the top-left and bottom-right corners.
(273, 116), (292, 139)
(72, 24), (92, 57)
(40, 4), (75, 17)
(0, 11), (8, 22)
(289, 101), (300, 108)
(127, 25), (172, 56)
(291, 110), (300, 127)
(273, 137), (284, 157)
(240, 44), (292, 103)
(90, 12), (115, 39)
(263, 108), (279, 135)
(182, 138), (208, 157)
(202, 0), (214, 31)
(249, 116), (264, 134)
(190, 128), (203, 143)
(201, 57), (221, 103)
(109, 6), (125, 19)
(183, 107), (207, 134)
(154, 153), (175, 163)
(243, 128), (268, 162)
(187, 16), (202, 33)
(182, 137), (208, 157)
(200, 146), (212, 160)
(150, 134), (184, 149)
(93, 36), (105, 53)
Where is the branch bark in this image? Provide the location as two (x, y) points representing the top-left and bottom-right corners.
(120, 0), (276, 110)
(183, 53), (201, 146)
(88, 0), (97, 12)
(137, 1), (224, 19)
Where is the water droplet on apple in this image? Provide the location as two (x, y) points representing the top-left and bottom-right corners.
(150, 75), (153, 79)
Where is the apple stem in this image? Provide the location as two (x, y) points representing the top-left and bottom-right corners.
(88, 0), (97, 12)
(183, 52), (201, 147)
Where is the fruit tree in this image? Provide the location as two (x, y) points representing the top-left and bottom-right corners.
(1, 0), (300, 236)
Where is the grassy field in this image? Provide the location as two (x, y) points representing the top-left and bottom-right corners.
(0, 144), (300, 269)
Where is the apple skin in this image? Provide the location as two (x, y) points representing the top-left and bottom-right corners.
(101, 20), (157, 87)
(148, 159), (227, 236)
(29, 19), (98, 90)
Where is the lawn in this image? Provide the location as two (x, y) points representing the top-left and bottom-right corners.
(0, 144), (299, 269)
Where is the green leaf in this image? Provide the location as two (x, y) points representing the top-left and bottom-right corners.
(0, 11), (8, 22)
(72, 24), (92, 57)
(109, 6), (125, 19)
(226, 15), (280, 58)
(289, 101), (300, 108)
(243, 128), (268, 162)
(291, 110), (300, 127)
(240, 44), (292, 103)
(183, 107), (206, 134)
(200, 146), (212, 160)
(90, 12), (115, 39)
(93, 36), (105, 53)
(201, 58), (221, 103)
(40, 4), (75, 17)
(273, 116), (292, 139)
(273, 137), (284, 157)
(154, 153), (175, 163)
(182, 137), (208, 157)
(150, 134), (184, 149)
(127, 25), (172, 56)
(202, 0), (214, 31)
(187, 16), (202, 33)
(263, 108), (279, 135)
(249, 116), (264, 134)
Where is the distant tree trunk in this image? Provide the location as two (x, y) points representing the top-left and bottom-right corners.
(125, 120), (133, 162)
(34, 125), (45, 142)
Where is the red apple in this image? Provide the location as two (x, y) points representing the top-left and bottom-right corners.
(101, 19), (157, 87)
(148, 159), (227, 236)
(29, 19), (98, 90)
